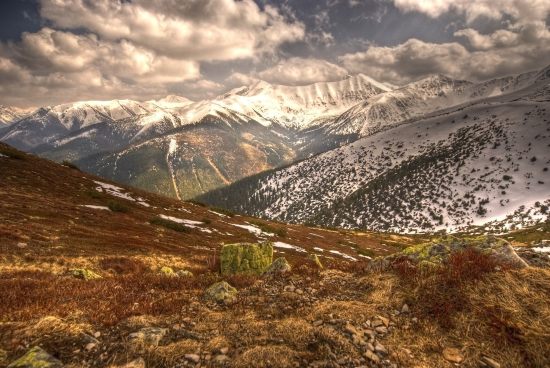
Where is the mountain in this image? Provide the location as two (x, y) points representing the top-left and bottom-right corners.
(197, 65), (550, 233)
(0, 75), (390, 199)
(0, 105), (31, 127)
(2, 67), (549, 203)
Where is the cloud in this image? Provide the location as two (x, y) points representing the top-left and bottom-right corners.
(0, 0), (305, 106)
(256, 57), (349, 86)
(225, 72), (260, 88)
(174, 79), (225, 100)
(39, 0), (305, 61)
(340, 20), (550, 84)
(392, 0), (550, 23)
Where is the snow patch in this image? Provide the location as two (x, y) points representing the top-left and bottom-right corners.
(273, 241), (307, 253)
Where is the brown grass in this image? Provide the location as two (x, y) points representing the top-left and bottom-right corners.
(99, 257), (148, 275)
(393, 248), (505, 328)
(0, 271), (218, 326)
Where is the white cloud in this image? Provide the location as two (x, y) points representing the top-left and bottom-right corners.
(392, 0), (550, 23)
(0, 0), (305, 106)
(39, 0), (305, 61)
(256, 57), (349, 86)
(341, 20), (550, 85)
(225, 72), (260, 87)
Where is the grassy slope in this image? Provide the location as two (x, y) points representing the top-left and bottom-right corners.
(0, 143), (549, 368)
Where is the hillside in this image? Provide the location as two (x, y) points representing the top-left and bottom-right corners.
(1, 143), (550, 368)
(197, 68), (550, 233)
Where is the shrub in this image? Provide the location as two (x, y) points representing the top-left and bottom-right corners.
(150, 216), (188, 233)
(108, 200), (130, 213)
(393, 248), (504, 328)
(210, 206), (236, 217)
(249, 220), (287, 237)
(61, 160), (80, 171)
(0, 145), (25, 160)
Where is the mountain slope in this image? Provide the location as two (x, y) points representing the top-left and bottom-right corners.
(0, 105), (31, 127)
(198, 76), (550, 233)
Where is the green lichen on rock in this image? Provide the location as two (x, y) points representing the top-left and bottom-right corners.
(176, 270), (193, 277)
(7, 346), (62, 368)
(400, 235), (528, 268)
(265, 257), (292, 275)
(205, 281), (238, 304)
(159, 266), (176, 277)
(70, 268), (102, 280)
(311, 254), (324, 269)
(220, 242), (273, 275)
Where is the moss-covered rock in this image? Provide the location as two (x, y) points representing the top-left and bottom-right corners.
(128, 327), (168, 346)
(265, 257), (291, 275)
(220, 242), (273, 275)
(159, 266), (177, 277)
(70, 268), (102, 280)
(7, 346), (62, 368)
(400, 235), (528, 268)
(205, 281), (238, 304)
(176, 269), (193, 277)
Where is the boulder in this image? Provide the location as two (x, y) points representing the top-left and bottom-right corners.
(7, 346), (62, 368)
(265, 257), (291, 275)
(70, 268), (102, 280)
(220, 242), (273, 275)
(128, 327), (168, 346)
(205, 281), (238, 304)
(399, 236), (528, 268)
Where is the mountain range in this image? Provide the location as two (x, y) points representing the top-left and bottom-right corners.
(1, 65), (549, 231)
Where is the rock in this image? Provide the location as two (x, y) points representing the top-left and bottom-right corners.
(7, 346), (62, 368)
(128, 327), (168, 346)
(85, 342), (97, 351)
(219, 347), (229, 355)
(312, 320), (323, 327)
(159, 266), (177, 277)
(220, 242), (273, 275)
(70, 268), (102, 280)
(374, 342), (388, 355)
(184, 354), (200, 363)
(176, 270), (193, 277)
(364, 350), (380, 363)
(204, 281), (238, 304)
(377, 316), (390, 327)
(110, 358), (146, 368)
(442, 347), (463, 364)
(344, 322), (360, 336)
(284, 285), (296, 292)
(265, 257), (291, 275)
(401, 303), (410, 314)
(491, 243), (529, 268)
(374, 326), (387, 334)
(311, 254), (324, 269)
(481, 356), (501, 368)
(93, 331), (101, 338)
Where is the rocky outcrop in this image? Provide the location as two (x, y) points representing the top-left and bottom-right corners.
(7, 346), (62, 368)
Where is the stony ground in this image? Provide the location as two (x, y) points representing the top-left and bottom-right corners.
(1, 143), (550, 368)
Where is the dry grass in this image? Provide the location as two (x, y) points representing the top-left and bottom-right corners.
(0, 270), (218, 326)
(233, 345), (300, 368)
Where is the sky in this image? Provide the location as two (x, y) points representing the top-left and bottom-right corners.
(0, 0), (549, 107)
